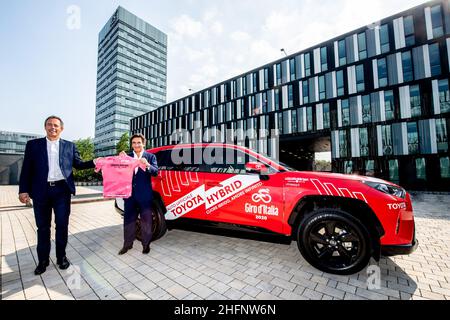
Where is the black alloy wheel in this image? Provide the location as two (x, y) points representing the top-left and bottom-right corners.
(297, 209), (372, 275)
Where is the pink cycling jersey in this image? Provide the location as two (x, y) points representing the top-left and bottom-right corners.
(95, 155), (147, 198)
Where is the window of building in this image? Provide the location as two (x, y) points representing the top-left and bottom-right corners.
(242, 76), (248, 95)
(416, 158), (426, 180)
(288, 85), (294, 108)
(232, 80), (237, 98)
(319, 75), (326, 100)
(385, 90), (395, 121)
(441, 157), (450, 178)
(320, 47), (328, 72)
(274, 89), (280, 110)
(402, 51), (414, 82)
(264, 68), (269, 89)
(304, 53), (311, 77)
(356, 64), (365, 92)
(378, 58), (388, 87)
(358, 32), (367, 60)
(253, 72), (258, 93)
(431, 5), (444, 38)
(323, 103), (330, 129)
(290, 58), (296, 81)
(404, 15), (415, 46)
(337, 70), (345, 96)
(275, 64), (282, 86)
(380, 24), (390, 53)
(389, 159), (399, 182)
(278, 112), (283, 132)
(407, 122), (419, 154)
(360, 127), (369, 156)
(429, 43), (441, 76)
(302, 81), (309, 104)
(439, 79), (450, 113)
(344, 161), (353, 174)
(292, 109), (298, 132)
(362, 94), (372, 124)
(436, 118), (448, 152)
(339, 130), (348, 158)
(307, 107), (313, 131)
(366, 160), (375, 176)
(338, 39), (347, 66)
(382, 125), (393, 155)
(410, 85), (422, 117)
(341, 99), (350, 126)
(262, 92), (268, 114)
(223, 84), (229, 102)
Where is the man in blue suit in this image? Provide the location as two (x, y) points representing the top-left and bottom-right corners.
(19, 116), (99, 275)
(118, 133), (158, 255)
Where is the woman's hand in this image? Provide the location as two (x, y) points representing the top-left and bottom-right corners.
(119, 151), (127, 157)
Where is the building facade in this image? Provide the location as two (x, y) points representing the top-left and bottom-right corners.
(0, 131), (43, 154)
(0, 131), (43, 185)
(94, 6), (167, 156)
(131, 0), (450, 191)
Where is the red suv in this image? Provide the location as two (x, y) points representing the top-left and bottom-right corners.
(115, 143), (417, 275)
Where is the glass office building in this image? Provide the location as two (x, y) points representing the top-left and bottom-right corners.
(94, 6), (167, 156)
(0, 131), (43, 154)
(0, 131), (43, 185)
(131, 0), (450, 191)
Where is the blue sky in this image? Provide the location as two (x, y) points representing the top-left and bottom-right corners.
(0, 0), (425, 141)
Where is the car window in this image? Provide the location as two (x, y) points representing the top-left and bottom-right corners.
(155, 149), (200, 172)
(200, 147), (277, 174)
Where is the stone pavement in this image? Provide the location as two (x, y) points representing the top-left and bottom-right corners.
(0, 185), (103, 208)
(1, 187), (449, 300)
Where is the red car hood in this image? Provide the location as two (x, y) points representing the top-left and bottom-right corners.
(289, 171), (401, 188)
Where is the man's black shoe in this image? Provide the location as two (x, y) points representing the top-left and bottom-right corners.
(57, 256), (70, 270)
(118, 245), (132, 255)
(34, 260), (49, 275)
(142, 244), (150, 254)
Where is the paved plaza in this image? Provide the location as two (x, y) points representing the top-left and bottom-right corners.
(1, 186), (449, 300)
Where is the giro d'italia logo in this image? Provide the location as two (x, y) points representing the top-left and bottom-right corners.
(251, 189), (272, 204)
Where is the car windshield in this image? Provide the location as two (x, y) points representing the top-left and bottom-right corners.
(261, 154), (295, 172)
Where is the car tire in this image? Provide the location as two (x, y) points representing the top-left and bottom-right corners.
(135, 200), (167, 242)
(296, 209), (372, 275)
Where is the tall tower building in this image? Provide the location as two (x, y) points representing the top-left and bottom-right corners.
(94, 6), (167, 156)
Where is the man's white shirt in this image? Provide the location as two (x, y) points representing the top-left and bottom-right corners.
(46, 138), (65, 182)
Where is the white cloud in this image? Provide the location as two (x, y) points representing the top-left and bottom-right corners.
(211, 21), (224, 35)
(166, 0), (426, 102)
(230, 31), (251, 42)
(169, 14), (203, 38)
(184, 47), (214, 62)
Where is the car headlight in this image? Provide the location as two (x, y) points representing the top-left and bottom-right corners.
(364, 181), (406, 199)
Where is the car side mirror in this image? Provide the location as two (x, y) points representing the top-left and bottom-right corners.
(245, 162), (268, 175)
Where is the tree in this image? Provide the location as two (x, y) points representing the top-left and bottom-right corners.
(73, 138), (99, 182)
(116, 132), (130, 154)
(314, 160), (332, 172)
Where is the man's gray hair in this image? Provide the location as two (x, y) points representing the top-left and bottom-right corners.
(44, 115), (64, 128)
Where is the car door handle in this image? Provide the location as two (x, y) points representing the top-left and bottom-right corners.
(206, 182), (223, 187)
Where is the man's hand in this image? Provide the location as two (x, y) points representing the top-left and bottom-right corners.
(19, 193), (30, 204)
(93, 157), (103, 165)
(140, 158), (150, 168)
